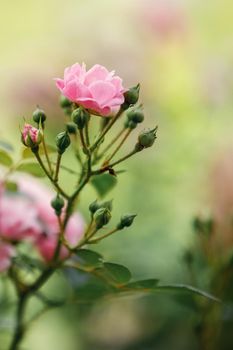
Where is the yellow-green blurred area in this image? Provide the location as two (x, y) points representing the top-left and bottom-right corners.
(0, 0), (233, 349)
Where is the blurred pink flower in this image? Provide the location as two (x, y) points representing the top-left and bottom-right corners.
(21, 124), (41, 147)
(0, 195), (41, 241)
(0, 175), (84, 262)
(55, 63), (125, 116)
(18, 176), (85, 261)
(142, 0), (187, 40)
(0, 242), (15, 272)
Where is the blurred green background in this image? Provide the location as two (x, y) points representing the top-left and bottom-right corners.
(0, 0), (233, 349)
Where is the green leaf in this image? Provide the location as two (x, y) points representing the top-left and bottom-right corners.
(0, 149), (13, 167)
(101, 262), (132, 284)
(5, 181), (18, 192)
(125, 279), (159, 290)
(76, 249), (103, 268)
(91, 174), (117, 197)
(22, 144), (57, 159)
(16, 163), (45, 177)
(152, 284), (221, 303)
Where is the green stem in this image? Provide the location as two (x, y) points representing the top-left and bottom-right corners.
(94, 127), (126, 162)
(54, 153), (62, 183)
(33, 151), (69, 200)
(90, 108), (124, 152)
(41, 135), (53, 175)
(88, 228), (119, 244)
(92, 149), (139, 175)
(104, 128), (132, 164)
(9, 293), (28, 350)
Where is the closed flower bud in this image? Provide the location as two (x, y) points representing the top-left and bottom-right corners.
(124, 119), (138, 129)
(89, 199), (99, 214)
(32, 107), (47, 125)
(72, 107), (90, 129)
(138, 127), (158, 148)
(66, 122), (77, 134)
(117, 214), (137, 230)
(51, 195), (65, 216)
(56, 131), (71, 154)
(94, 207), (111, 229)
(60, 95), (72, 108)
(21, 124), (42, 149)
(123, 84), (140, 107)
(127, 107), (144, 123)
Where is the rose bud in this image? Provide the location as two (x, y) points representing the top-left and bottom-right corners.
(137, 127), (158, 148)
(51, 195), (65, 216)
(127, 107), (144, 123)
(123, 84), (140, 108)
(32, 107), (47, 125)
(72, 107), (90, 129)
(21, 123), (42, 149)
(94, 207), (111, 229)
(56, 131), (71, 154)
(124, 120), (138, 130)
(66, 122), (77, 134)
(60, 95), (72, 108)
(117, 214), (137, 230)
(89, 199), (100, 214)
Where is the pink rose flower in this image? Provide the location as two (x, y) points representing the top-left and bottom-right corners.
(55, 63), (125, 116)
(21, 123), (41, 147)
(0, 242), (15, 272)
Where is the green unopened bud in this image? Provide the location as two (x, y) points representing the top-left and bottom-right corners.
(99, 199), (113, 211)
(89, 199), (99, 214)
(89, 199), (113, 215)
(56, 131), (71, 154)
(72, 107), (90, 129)
(127, 108), (144, 123)
(137, 127), (157, 148)
(60, 95), (72, 108)
(94, 207), (111, 229)
(51, 195), (64, 216)
(123, 84), (140, 107)
(66, 122), (77, 134)
(124, 119), (138, 129)
(117, 214), (137, 230)
(32, 107), (47, 125)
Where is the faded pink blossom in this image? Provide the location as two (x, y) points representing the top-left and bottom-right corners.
(21, 123), (41, 147)
(0, 242), (15, 272)
(18, 176), (85, 261)
(55, 63), (125, 116)
(0, 175), (84, 262)
(0, 195), (41, 242)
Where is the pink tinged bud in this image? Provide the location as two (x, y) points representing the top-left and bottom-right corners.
(21, 124), (42, 148)
(55, 63), (125, 117)
(0, 242), (15, 273)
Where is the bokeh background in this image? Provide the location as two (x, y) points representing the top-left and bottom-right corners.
(0, 0), (233, 349)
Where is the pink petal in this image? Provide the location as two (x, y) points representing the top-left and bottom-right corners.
(55, 78), (65, 91)
(84, 64), (110, 86)
(89, 81), (116, 106)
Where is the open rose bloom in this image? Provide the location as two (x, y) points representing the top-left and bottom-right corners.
(55, 63), (125, 116)
(0, 176), (84, 270)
